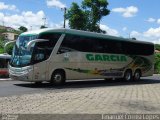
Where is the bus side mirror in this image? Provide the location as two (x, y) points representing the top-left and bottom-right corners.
(27, 39), (49, 51)
(4, 41), (16, 52)
(4, 40), (16, 54)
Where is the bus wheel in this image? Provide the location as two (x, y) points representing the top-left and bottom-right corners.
(51, 71), (65, 85)
(124, 70), (132, 81)
(134, 70), (141, 81)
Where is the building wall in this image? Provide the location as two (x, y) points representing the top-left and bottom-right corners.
(2, 32), (18, 41)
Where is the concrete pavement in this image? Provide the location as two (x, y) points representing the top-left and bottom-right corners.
(0, 75), (160, 114)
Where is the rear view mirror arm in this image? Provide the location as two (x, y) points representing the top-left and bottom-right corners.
(27, 39), (49, 51)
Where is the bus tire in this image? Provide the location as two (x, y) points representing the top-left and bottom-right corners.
(51, 70), (65, 85)
(123, 70), (132, 81)
(133, 70), (141, 81)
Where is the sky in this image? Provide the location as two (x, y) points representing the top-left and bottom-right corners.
(0, 0), (160, 44)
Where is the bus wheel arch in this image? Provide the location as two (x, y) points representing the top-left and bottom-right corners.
(50, 69), (66, 85)
(133, 69), (141, 81)
(123, 69), (132, 81)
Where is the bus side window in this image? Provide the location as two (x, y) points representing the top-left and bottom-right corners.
(0, 59), (3, 68)
(6, 58), (10, 68)
(0, 58), (7, 68)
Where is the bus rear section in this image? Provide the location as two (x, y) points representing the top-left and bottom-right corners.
(0, 54), (11, 78)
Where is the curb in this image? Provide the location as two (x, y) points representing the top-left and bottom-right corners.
(0, 78), (12, 81)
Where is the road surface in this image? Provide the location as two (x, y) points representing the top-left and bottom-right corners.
(0, 75), (159, 97)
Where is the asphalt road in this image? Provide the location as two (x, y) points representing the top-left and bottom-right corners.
(0, 75), (159, 97)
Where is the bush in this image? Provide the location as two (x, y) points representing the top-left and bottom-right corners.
(155, 53), (160, 74)
(0, 47), (4, 54)
(5, 43), (14, 55)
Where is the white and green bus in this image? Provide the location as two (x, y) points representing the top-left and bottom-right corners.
(9, 28), (154, 85)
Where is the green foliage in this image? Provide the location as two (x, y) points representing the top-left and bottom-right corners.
(0, 29), (7, 33)
(13, 30), (22, 34)
(66, 3), (88, 30)
(82, 0), (110, 33)
(155, 53), (160, 74)
(0, 35), (4, 48)
(0, 35), (5, 54)
(155, 44), (160, 51)
(0, 48), (4, 54)
(0, 27), (20, 55)
(18, 26), (28, 32)
(66, 0), (110, 33)
(0, 29), (18, 55)
(5, 43), (14, 55)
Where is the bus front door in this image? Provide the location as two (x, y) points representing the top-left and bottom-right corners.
(32, 53), (48, 81)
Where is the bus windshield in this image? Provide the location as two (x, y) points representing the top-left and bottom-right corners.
(10, 35), (38, 67)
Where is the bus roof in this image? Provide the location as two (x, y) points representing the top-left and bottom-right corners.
(0, 53), (11, 59)
(20, 28), (154, 45)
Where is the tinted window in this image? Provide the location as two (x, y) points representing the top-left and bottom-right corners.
(60, 35), (125, 54)
(0, 58), (10, 68)
(122, 41), (154, 55)
(59, 35), (93, 53)
(60, 34), (154, 55)
(32, 33), (61, 63)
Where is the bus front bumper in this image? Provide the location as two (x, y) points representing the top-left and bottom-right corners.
(9, 65), (33, 81)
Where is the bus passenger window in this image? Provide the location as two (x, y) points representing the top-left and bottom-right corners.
(0, 58), (5, 68)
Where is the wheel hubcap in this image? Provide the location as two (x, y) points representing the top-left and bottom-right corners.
(125, 72), (131, 81)
(54, 74), (62, 83)
(135, 72), (140, 80)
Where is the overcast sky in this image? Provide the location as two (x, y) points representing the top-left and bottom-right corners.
(0, 0), (160, 44)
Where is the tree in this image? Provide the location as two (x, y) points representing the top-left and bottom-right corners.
(18, 26), (28, 32)
(0, 36), (4, 53)
(82, 0), (110, 32)
(155, 44), (160, 73)
(155, 44), (160, 51)
(66, 3), (88, 30)
(155, 53), (160, 74)
(0, 36), (4, 48)
(5, 43), (14, 55)
(66, 0), (110, 33)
